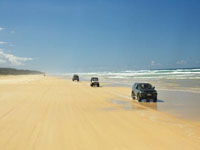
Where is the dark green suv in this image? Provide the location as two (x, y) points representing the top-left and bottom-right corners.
(131, 83), (157, 102)
(72, 74), (79, 82)
(90, 77), (100, 87)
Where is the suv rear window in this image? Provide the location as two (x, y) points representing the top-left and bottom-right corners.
(91, 78), (98, 81)
(138, 84), (152, 89)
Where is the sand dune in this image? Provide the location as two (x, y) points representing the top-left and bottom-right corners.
(0, 75), (199, 150)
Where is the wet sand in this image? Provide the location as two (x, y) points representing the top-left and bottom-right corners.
(157, 90), (200, 121)
(0, 75), (200, 150)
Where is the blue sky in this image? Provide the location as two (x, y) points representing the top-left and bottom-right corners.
(0, 0), (200, 72)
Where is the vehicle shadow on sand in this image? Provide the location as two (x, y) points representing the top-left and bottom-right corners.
(136, 99), (164, 103)
(90, 85), (103, 88)
(110, 99), (164, 111)
(157, 99), (164, 103)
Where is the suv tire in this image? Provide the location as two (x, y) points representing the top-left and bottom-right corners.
(131, 91), (135, 100)
(137, 94), (142, 102)
(153, 97), (157, 102)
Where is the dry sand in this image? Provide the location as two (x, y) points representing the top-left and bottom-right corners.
(0, 75), (199, 150)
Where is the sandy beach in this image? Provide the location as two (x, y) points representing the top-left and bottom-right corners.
(0, 75), (200, 150)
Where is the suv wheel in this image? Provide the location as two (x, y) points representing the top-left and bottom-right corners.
(131, 91), (135, 99)
(153, 97), (157, 102)
(137, 94), (142, 102)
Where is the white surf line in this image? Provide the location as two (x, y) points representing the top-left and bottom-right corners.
(101, 80), (200, 94)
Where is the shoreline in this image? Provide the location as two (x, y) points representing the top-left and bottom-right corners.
(100, 82), (200, 122)
(56, 75), (200, 122)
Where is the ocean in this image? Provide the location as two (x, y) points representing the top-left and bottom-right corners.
(73, 68), (200, 80)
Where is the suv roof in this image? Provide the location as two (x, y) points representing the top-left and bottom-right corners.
(134, 83), (151, 85)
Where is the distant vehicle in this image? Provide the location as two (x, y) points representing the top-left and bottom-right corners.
(131, 83), (157, 102)
(72, 74), (79, 82)
(90, 77), (100, 87)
